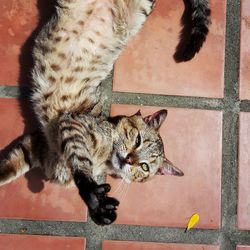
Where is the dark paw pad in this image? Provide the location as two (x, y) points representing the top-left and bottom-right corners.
(87, 184), (120, 226)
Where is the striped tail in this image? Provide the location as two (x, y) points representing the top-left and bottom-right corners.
(174, 0), (211, 62)
(0, 132), (46, 186)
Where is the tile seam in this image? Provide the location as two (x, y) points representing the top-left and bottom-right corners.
(0, 85), (225, 111)
(1, 219), (250, 244)
(112, 92), (224, 110)
(0, 219), (219, 242)
(220, 0), (241, 250)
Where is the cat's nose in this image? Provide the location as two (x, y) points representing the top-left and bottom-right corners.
(125, 153), (135, 165)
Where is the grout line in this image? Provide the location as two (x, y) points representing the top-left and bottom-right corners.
(222, 0), (241, 229)
(220, 0), (241, 250)
(0, 86), (21, 98)
(220, 111), (239, 249)
(99, 225), (220, 245)
(0, 219), (218, 243)
(1, 218), (250, 245)
(101, 71), (114, 117)
(0, 86), (31, 99)
(231, 230), (250, 245)
(112, 91), (224, 111)
(240, 100), (250, 112)
(219, 233), (236, 250)
(0, 85), (225, 112)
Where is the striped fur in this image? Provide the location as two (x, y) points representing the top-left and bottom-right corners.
(0, 133), (48, 186)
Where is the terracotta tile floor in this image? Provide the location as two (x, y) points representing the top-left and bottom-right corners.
(110, 104), (222, 228)
(102, 241), (219, 250)
(0, 0), (56, 87)
(0, 234), (86, 250)
(238, 113), (250, 230)
(113, 0), (226, 98)
(237, 247), (250, 250)
(0, 0), (249, 249)
(0, 1), (38, 86)
(239, 0), (250, 100)
(0, 175), (87, 222)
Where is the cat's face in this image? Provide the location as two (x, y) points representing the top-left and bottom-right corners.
(111, 110), (184, 183)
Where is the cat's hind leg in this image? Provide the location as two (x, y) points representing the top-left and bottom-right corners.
(113, 0), (155, 37)
(0, 133), (46, 186)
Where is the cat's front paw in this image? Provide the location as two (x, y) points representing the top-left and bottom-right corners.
(87, 184), (120, 226)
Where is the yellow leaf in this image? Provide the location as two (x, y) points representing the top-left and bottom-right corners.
(185, 213), (200, 232)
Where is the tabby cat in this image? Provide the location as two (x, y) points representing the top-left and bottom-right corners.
(0, 0), (210, 225)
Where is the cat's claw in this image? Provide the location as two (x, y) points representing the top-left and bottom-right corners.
(87, 184), (120, 226)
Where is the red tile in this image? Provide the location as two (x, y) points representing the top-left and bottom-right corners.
(113, 0), (226, 98)
(239, 0), (250, 99)
(0, 98), (87, 221)
(0, 0), (40, 86)
(0, 234), (85, 250)
(0, 0), (53, 86)
(0, 98), (24, 149)
(237, 247), (250, 250)
(102, 241), (219, 250)
(109, 104), (222, 228)
(238, 113), (250, 229)
(0, 174), (87, 221)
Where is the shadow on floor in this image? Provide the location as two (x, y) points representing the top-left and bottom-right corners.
(0, 0), (56, 193)
(18, 0), (57, 193)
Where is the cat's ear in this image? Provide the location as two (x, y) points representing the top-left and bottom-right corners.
(133, 110), (142, 116)
(157, 158), (184, 176)
(143, 109), (168, 130)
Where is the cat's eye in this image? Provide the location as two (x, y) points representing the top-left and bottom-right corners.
(140, 163), (149, 172)
(135, 133), (141, 148)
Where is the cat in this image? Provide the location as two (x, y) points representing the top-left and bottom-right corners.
(0, 0), (210, 225)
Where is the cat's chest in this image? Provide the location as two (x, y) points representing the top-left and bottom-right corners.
(81, 117), (113, 164)
(91, 137), (112, 177)
(91, 135), (112, 164)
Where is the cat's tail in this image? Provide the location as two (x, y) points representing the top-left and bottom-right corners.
(0, 132), (46, 186)
(174, 0), (211, 62)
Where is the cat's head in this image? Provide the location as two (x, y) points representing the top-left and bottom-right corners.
(110, 110), (184, 183)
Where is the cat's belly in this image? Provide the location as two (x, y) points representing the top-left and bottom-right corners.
(32, 1), (119, 124)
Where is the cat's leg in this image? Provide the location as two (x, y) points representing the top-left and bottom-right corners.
(59, 118), (119, 225)
(113, 0), (155, 37)
(0, 133), (45, 186)
(74, 171), (119, 225)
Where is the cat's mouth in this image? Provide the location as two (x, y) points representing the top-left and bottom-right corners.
(114, 152), (125, 170)
(111, 151), (128, 171)
(110, 152), (133, 183)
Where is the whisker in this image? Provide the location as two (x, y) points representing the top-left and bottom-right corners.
(116, 170), (130, 202)
(116, 181), (127, 200)
(112, 178), (125, 195)
(119, 182), (130, 203)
